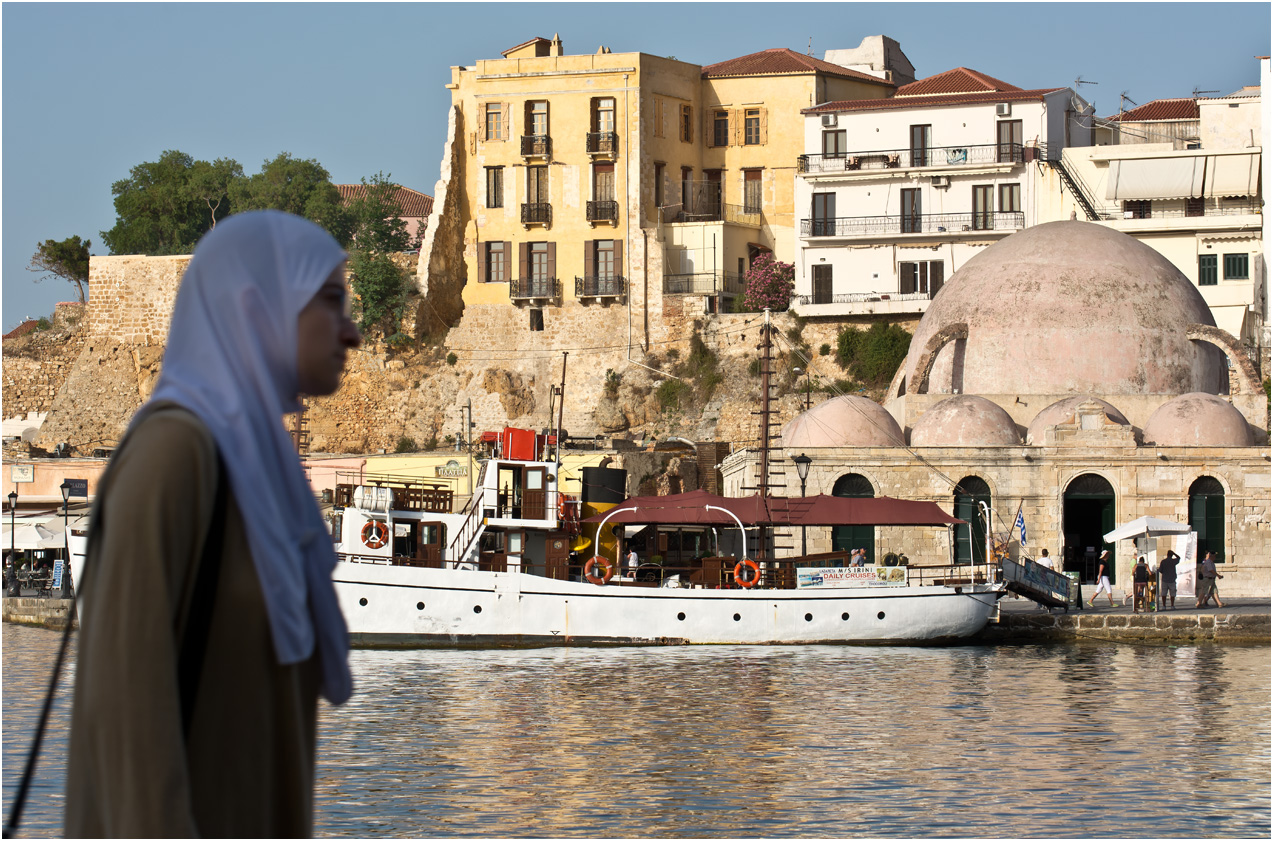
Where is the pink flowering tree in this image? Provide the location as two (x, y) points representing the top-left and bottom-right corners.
(741, 254), (795, 312)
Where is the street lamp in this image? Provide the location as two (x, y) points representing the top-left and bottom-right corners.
(60, 480), (71, 598)
(792, 367), (811, 411)
(791, 453), (812, 556)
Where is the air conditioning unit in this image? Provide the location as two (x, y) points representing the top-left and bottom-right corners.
(820, 114), (838, 127)
(931, 176), (951, 188)
(996, 102), (1012, 117)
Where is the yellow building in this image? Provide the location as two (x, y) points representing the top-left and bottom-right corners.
(447, 35), (895, 325)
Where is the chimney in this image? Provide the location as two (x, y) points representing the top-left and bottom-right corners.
(550, 33), (564, 56)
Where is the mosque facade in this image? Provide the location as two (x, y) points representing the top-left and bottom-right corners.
(722, 221), (1271, 597)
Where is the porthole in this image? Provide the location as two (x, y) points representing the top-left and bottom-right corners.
(416, 602), (425, 611)
(877, 611), (886, 620)
(359, 598), (368, 607)
(677, 612), (686, 621)
(474, 605), (482, 614)
(841, 612), (849, 621)
(804, 613), (813, 622)
(733, 613), (741, 622)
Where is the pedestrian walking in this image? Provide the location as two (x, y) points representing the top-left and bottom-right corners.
(1132, 556), (1152, 613)
(1158, 550), (1179, 610)
(1088, 549), (1116, 607)
(1195, 551), (1225, 608)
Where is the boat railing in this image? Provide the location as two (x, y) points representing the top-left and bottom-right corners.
(334, 477), (453, 514)
(905, 563), (992, 587)
(446, 494), (486, 563)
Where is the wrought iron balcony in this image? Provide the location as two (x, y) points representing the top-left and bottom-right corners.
(798, 143), (1026, 174)
(510, 277), (561, 300)
(521, 202), (552, 226)
(521, 134), (552, 157)
(663, 271), (746, 296)
(801, 211), (1025, 238)
(659, 202), (761, 227)
(586, 131), (618, 156)
(792, 290), (936, 306)
(586, 200), (619, 223)
(575, 275), (626, 298)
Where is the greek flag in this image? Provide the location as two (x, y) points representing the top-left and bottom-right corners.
(1014, 510), (1028, 547)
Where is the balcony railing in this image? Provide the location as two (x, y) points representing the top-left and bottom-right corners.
(586, 131), (618, 155)
(521, 134), (552, 157)
(575, 275), (626, 297)
(586, 200), (619, 223)
(1101, 198), (1262, 222)
(798, 143), (1026, 174)
(664, 271), (746, 296)
(792, 290), (936, 306)
(801, 211), (1025, 237)
(660, 202), (761, 227)
(521, 202), (552, 226)
(510, 277), (561, 300)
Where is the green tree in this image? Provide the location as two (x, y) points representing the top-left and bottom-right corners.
(348, 250), (408, 332)
(230, 152), (352, 245)
(28, 235), (91, 303)
(101, 150), (221, 255)
(836, 322), (913, 387)
(188, 157), (244, 231)
(346, 172), (411, 254)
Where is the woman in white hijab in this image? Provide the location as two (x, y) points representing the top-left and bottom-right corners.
(66, 211), (361, 837)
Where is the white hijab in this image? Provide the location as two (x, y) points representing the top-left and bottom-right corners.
(130, 210), (352, 704)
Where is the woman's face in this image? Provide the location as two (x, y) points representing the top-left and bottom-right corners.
(296, 264), (361, 396)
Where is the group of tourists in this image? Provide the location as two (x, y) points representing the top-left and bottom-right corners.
(1087, 548), (1225, 611)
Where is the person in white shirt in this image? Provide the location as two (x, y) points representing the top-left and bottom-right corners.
(1037, 548), (1054, 570)
(626, 548), (638, 571)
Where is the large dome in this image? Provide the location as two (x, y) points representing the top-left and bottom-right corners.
(781, 395), (904, 448)
(900, 222), (1223, 396)
(911, 395), (1021, 446)
(1143, 393), (1253, 447)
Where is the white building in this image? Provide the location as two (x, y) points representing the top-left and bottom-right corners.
(791, 67), (1092, 317)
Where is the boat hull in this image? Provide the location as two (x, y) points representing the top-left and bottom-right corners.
(334, 562), (1002, 647)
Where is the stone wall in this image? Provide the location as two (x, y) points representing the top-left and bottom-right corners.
(2, 303), (88, 420)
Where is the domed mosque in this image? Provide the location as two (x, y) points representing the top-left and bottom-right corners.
(763, 222), (1270, 596)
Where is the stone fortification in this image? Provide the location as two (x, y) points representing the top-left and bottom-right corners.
(2, 303), (87, 421)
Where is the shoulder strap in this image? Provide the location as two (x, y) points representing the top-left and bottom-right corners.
(178, 456), (228, 740)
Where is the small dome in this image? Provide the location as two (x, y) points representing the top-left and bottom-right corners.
(911, 395), (1021, 446)
(1026, 396), (1129, 445)
(782, 395), (904, 448)
(1143, 393), (1253, 446)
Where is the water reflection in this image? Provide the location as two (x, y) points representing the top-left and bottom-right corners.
(3, 625), (1269, 838)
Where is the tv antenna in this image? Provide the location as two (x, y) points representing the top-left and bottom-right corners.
(1192, 86), (1220, 98)
(1073, 75), (1099, 89)
(1119, 91), (1138, 116)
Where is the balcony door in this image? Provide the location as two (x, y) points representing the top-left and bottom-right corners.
(909, 124), (932, 167)
(996, 120), (1022, 162)
(812, 192), (836, 236)
(812, 264), (833, 304)
(972, 185), (993, 230)
(704, 169), (723, 216)
(901, 189), (922, 233)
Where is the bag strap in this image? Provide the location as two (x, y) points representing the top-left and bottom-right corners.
(178, 456), (228, 740)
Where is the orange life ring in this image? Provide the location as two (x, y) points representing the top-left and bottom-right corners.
(361, 520), (389, 550)
(584, 556), (614, 586)
(733, 558), (760, 588)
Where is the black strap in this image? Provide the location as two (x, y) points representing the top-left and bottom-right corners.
(178, 457), (228, 740)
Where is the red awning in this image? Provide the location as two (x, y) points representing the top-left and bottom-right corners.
(581, 490), (961, 527)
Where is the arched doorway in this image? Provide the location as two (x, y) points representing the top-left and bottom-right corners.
(1189, 476), (1226, 562)
(832, 473), (874, 563)
(953, 476), (991, 566)
(1063, 473), (1116, 583)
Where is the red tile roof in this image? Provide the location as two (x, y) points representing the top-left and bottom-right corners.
(804, 88), (1064, 115)
(895, 67), (1023, 97)
(701, 48), (893, 86)
(337, 184), (434, 218)
(3, 321), (39, 341)
(1104, 98), (1199, 122)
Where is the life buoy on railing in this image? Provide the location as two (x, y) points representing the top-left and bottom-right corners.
(584, 556), (614, 586)
(733, 558), (760, 589)
(361, 520), (389, 550)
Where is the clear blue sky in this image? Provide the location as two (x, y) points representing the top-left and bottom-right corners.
(2, 1), (1269, 331)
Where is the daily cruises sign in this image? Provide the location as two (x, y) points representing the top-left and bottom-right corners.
(797, 566), (909, 589)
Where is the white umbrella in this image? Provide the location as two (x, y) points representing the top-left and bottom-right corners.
(6, 522), (64, 550)
(1104, 516), (1191, 543)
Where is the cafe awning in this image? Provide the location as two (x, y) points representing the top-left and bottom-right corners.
(583, 490), (963, 528)
(1203, 152), (1260, 198)
(1105, 156), (1206, 201)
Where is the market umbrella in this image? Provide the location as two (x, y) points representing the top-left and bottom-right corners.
(1104, 516), (1191, 543)
(5, 523), (63, 550)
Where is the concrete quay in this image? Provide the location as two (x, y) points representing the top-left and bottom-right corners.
(980, 593), (1271, 644)
(3, 597), (76, 629)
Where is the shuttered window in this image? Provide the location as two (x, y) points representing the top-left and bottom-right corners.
(478, 241), (510, 283)
(1223, 253), (1249, 280)
(1198, 254), (1218, 286)
(713, 110), (730, 146)
(744, 109), (762, 145)
(681, 104), (694, 143)
(593, 163), (615, 202)
(812, 265), (833, 304)
(744, 169), (762, 213)
(484, 103), (504, 140)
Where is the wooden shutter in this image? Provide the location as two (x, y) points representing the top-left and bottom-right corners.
(547, 242), (557, 280)
(544, 101), (550, 136)
(732, 109), (742, 146)
(518, 243), (529, 282)
(704, 110), (715, 147)
(613, 238), (623, 274)
(759, 108), (768, 145)
(930, 261), (944, 295)
(584, 240), (595, 276)
(477, 242), (487, 282)
(502, 103), (511, 140)
(899, 262), (916, 295)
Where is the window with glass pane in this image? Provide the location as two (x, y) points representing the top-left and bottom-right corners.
(714, 110), (730, 146)
(901, 189), (921, 233)
(744, 170), (762, 213)
(595, 240), (615, 279)
(529, 101), (549, 136)
(822, 130), (846, 157)
(681, 104), (693, 142)
(594, 98), (615, 132)
(999, 183), (1020, 213)
(745, 109), (761, 145)
(996, 120), (1022, 161)
(972, 185), (993, 230)
(486, 242), (505, 282)
(1123, 200), (1151, 219)
(485, 104), (503, 140)
(486, 167), (503, 208)
(812, 264), (833, 304)
(527, 166), (548, 202)
(1223, 253), (1249, 280)
(812, 193), (835, 236)
(1198, 254), (1218, 286)
(530, 242), (549, 282)
(909, 124), (931, 166)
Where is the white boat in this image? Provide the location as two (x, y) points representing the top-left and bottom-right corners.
(329, 428), (1005, 647)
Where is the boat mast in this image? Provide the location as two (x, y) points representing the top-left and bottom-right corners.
(555, 351), (567, 469)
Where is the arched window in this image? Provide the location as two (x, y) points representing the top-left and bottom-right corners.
(953, 476), (991, 565)
(1189, 476), (1226, 563)
(832, 473), (875, 563)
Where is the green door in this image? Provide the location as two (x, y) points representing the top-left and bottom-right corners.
(831, 473), (874, 564)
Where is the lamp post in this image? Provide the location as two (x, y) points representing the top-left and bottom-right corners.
(7, 491), (16, 594)
(792, 367), (811, 411)
(60, 480), (71, 597)
(791, 453), (811, 556)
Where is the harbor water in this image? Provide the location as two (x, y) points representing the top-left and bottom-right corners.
(3, 623), (1269, 838)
